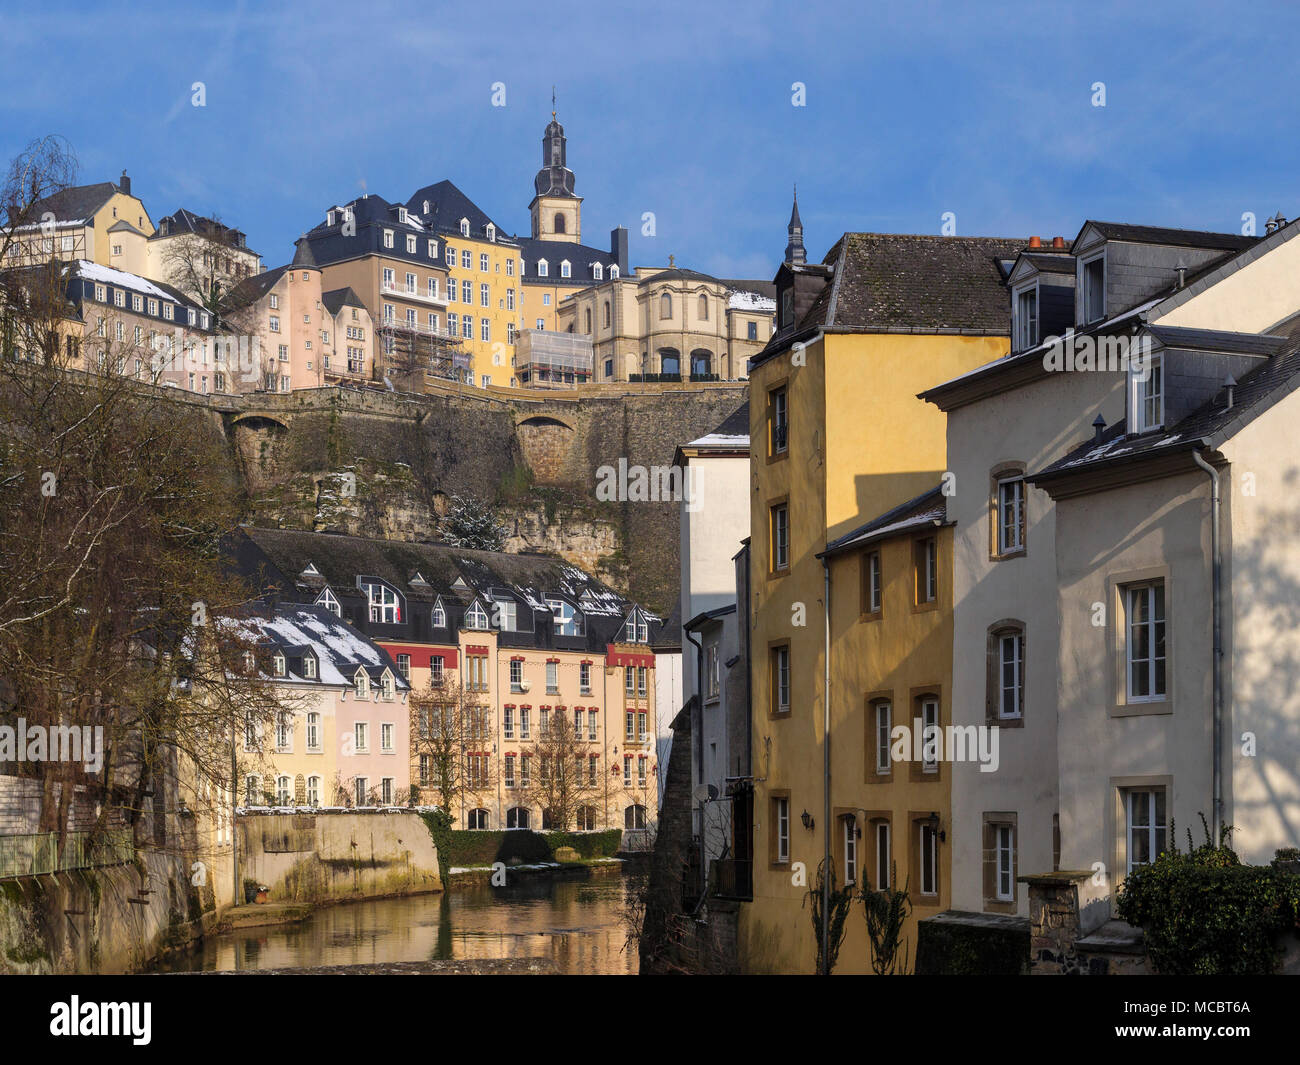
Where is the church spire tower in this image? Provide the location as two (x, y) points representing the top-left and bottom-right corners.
(784, 184), (806, 265)
(530, 89), (582, 243)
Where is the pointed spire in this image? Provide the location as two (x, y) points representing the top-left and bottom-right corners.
(785, 185), (806, 266)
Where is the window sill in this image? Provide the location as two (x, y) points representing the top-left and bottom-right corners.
(1111, 699), (1172, 718)
(990, 714), (1025, 729)
(859, 610), (883, 623)
(990, 548), (1026, 562)
(911, 600), (939, 615)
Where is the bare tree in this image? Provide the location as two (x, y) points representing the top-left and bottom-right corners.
(520, 708), (593, 831)
(0, 135), (78, 267)
(157, 216), (251, 318)
(409, 672), (492, 818)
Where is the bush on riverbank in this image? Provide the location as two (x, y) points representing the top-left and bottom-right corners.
(425, 826), (624, 872)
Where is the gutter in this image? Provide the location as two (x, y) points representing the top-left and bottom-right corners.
(1192, 446), (1224, 840)
(820, 556), (832, 975)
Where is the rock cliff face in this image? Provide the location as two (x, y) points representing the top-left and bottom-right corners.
(222, 384), (747, 614)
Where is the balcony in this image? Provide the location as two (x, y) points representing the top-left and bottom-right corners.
(380, 279), (447, 307)
(709, 858), (753, 901)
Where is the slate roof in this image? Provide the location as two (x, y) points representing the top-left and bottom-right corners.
(219, 601), (408, 689)
(28, 182), (120, 224)
(1017, 251), (1076, 275)
(637, 266), (719, 287)
(221, 265), (289, 312)
(404, 180), (513, 243)
(721, 278), (778, 300)
(1030, 315), (1300, 485)
(517, 236), (619, 284)
(233, 527), (659, 653)
(1082, 221), (1256, 253)
(322, 286), (364, 317)
(153, 208), (253, 251)
(822, 484), (948, 557)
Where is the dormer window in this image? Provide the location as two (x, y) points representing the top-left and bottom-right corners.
(781, 289), (793, 327)
(610, 265), (619, 279)
(380, 671), (395, 700)
(303, 653), (317, 680)
(465, 600), (489, 630)
(1130, 353), (1164, 434)
(593, 263), (603, 280)
(423, 200), (430, 214)
(398, 207), (407, 224)
(537, 259), (549, 277)
(273, 651), (286, 677)
(1082, 253), (1105, 324)
(560, 260), (571, 278)
(432, 598), (447, 628)
(354, 669), (369, 700)
(623, 609), (649, 644)
(316, 588), (341, 617)
(359, 579), (402, 624)
(460, 218), (470, 237)
(486, 224), (496, 242)
(1014, 282), (1038, 350)
(327, 210), (336, 227)
(547, 597), (583, 637)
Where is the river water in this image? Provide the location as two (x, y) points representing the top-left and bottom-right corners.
(156, 874), (638, 975)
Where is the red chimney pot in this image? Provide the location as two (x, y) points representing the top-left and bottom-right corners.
(1028, 235), (1042, 248)
(1051, 236), (1066, 249)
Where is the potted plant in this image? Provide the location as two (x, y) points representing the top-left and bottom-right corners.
(243, 879), (259, 904)
(254, 884), (270, 904)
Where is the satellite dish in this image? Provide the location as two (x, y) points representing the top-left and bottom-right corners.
(519, 679), (531, 692)
(693, 784), (719, 803)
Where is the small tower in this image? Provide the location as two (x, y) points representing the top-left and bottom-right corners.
(530, 90), (582, 243)
(784, 186), (806, 266)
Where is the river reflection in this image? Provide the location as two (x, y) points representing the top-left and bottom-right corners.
(156, 874), (637, 975)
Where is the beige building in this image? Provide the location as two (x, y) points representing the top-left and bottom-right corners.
(556, 264), (774, 383)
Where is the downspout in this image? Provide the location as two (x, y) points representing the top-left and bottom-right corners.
(1192, 447), (1223, 840)
(821, 556), (832, 976)
(684, 627), (706, 901)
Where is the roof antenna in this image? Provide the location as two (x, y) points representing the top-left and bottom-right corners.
(552, 85), (557, 119)
(1223, 373), (1237, 412)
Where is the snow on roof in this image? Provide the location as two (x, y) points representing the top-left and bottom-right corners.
(686, 431), (750, 449)
(728, 290), (776, 312)
(72, 260), (174, 301)
(221, 605), (403, 688)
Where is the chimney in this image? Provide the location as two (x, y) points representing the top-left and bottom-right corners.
(1051, 236), (1066, 249)
(610, 226), (629, 276)
(1092, 413), (1107, 443)
(120, 170), (131, 197)
(1266, 217), (1278, 235)
(1028, 235), (1042, 249)
(1175, 259), (1186, 288)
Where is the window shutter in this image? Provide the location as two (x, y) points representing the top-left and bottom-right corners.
(1017, 483), (1027, 549)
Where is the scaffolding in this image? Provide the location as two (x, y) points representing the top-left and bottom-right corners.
(514, 328), (593, 388)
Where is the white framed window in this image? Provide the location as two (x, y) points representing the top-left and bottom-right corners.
(460, 218), (470, 237)
(771, 503), (789, 570)
(383, 229), (394, 249)
(510, 659), (523, 692)
(362, 580), (401, 623)
(275, 711), (291, 750)
(465, 600), (489, 629)
(773, 645), (790, 714)
(307, 775), (321, 806)
(997, 475), (1025, 554)
(995, 824), (1015, 901)
(306, 712), (320, 751)
(381, 722), (393, 751)
(276, 775), (291, 805)
(560, 260), (571, 278)
(998, 630), (1024, 719)
(316, 587), (341, 616)
(1126, 788), (1167, 872)
(355, 777), (369, 806)
(406, 235), (416, 254)
(920, 697), (939, 772)
(380, 672), (394, 701)
(874, 701), (891, 773)
(396, 654), (410, 681)
(432, 599), (447, 627)
(244, 775), (261, 806)
(593, 262), (603, 280)
(546, 661), (558, 693)
(1131, 353), (1164, 433)
(1082, 252), (1105, 323)
(537, 259), (549, 277)
(354, 721), (368, 752)
(354, 672), (369, 701)
(843, 817), (858, 886)
(866, 550), (882, 613)
(1014, 281), (1038, 349)
(1125, 581), (1167, 701)
(775, 797), (790, 864)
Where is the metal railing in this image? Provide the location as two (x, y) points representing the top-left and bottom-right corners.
(0, 829), (135, 879)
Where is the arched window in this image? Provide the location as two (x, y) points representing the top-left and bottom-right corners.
(625, 803), (646, 830)
(275, 775), (291, 805)
(507, 806), (531, 830)
(690, 349), (713, 378)
(307, 775), (321, 806)
(460, 218), (470, 237)
(603, 301), (611, 328)
(610, 265), (619, 279)
(585, 308), (592, 334)
(560, 260), (571, 278)
(467, 808), (490, 829)
(537, 259), (549, 277)
(593, 262), (603, 280)
(659, 292), (672, 319)
(554, 212), (566, 234)
(699, 293), (708, 320)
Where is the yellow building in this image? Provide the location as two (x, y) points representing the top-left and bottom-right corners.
(741, 232), (1023, 974)
(8, 172), (153, 270)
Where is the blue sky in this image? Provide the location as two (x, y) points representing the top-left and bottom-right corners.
(3, 0), (1298, 281)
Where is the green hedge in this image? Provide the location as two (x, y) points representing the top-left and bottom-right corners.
(421, 826), (624, 872)
(1116, 836), (1300, 975)
(914, 918), (1029, 975)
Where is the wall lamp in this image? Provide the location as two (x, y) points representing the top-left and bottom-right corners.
(801, 809), (815, 831)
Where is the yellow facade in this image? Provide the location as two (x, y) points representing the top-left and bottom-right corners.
(741, 330), (1008, 974)
(442, 234), (523, 387)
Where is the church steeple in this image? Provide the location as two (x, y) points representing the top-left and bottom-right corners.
(785, 185), (806, 265)
(530, 92), (582, 243)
